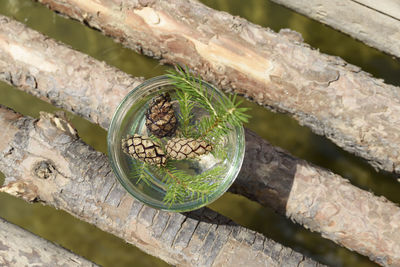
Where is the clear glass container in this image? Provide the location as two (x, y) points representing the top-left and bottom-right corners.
(107, 75), (245, 212)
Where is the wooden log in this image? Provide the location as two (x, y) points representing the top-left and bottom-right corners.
(0, 217), (97, 266)
(35, 0), (400, 175)
(0, 15), (399, 266)
(269, 0), (400, 58)
(0, 106), (324, 267)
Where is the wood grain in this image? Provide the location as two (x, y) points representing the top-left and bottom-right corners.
(34, 0), (400, 176)
(0, 217), (97, 266)
(0, 15), (399, 266)
(0, 106), (324, 267)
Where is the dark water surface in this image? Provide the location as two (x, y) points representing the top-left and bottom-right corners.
(1, 0), (399, 266)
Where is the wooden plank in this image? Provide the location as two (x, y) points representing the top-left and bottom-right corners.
(269, 0), (400, 58)
(0, 106), (325, 267)
(0, 15), (399, 266)
(0, 218), (97, 266)
(353, 0), (400, 20)
(36, 0), (400, 176)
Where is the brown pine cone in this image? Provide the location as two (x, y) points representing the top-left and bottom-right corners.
(166, 138), (212, 160)
(145, 93), (177, 138)
(121, 134), (167, 166)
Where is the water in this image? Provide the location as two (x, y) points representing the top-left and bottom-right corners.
(109, 81), (244, 211)
(1, 0), (399, 266)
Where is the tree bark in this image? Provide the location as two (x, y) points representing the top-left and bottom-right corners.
(0, 217), (97, 266)
(268, 0), (400, 59)
(35, 0), (400, 175)
(0, 15), (399, 266)
(0, 106), (323, 267)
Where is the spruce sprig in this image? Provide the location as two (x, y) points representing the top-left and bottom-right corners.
(161, 162), (225, 206)
(130, 160), (225, 207)
(166, 66), (250, 143)
(167, 66), (218, 117)
(175, 88), (194, 136)
(129, 66), (250, 207)
(130, 160), (152, 186)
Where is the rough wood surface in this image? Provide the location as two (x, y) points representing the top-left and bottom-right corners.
(35, 0), (400, 175)
(0, 217), (97, 266)
(0, 106), (324, 267)
(0, 16), (399, 266)
(238, 131), (400, 267)
(269, 0), (400, 58)
(0, 16), (143, 130)
(353, 0), (400, 19)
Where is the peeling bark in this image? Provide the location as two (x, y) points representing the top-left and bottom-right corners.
(0, 16), (399, 266)
(33, 0), (400, 175)
(0, 106), (324, 267)
(0, 217), (97, 266)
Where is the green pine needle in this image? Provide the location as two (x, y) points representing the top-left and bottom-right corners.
(175, 88), (195, 136)
(128, 66), (250, 207)
(129, 161), (152, 186)
(161, 164), (225, 207)
(167, 66), (250, 144)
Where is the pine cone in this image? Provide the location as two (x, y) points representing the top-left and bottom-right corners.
(166, 138), (212, 160)
(121, 134), (167, 166)
(145, 93), (177, 138)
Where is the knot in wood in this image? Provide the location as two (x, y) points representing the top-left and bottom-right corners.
(33, 160), (56, 179)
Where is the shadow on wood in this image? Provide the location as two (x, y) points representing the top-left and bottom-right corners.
(0, 106), (324, 267)
(231, 129), (296, 214)
(35, 0), (400, 176)
(1, 15), (400, 266)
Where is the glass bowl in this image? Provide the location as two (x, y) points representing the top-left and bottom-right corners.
(107, 75), (245, 212)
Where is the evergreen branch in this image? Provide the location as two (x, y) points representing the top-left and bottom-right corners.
(199, 116), (221, 139)
(129, 66), (251, 207)
(175, 88), (194, 136)
(210, 141), (228, 160)
(160, 162), (225, 206)
(167, 66), (217, 117)
(130, 161), (152, 186)
(129, 160), (225, 207)
(167, 66), (250, 143)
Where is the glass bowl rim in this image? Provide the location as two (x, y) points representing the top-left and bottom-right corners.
(107, 75), (245, 212)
